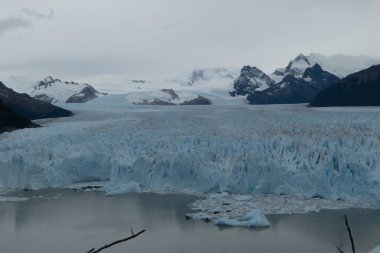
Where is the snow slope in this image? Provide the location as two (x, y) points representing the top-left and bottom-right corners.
(77, 67), (240, 94)
(308, 53), (380, 78)
(1, 100), (380, 206)
(30, 76), (105, 103)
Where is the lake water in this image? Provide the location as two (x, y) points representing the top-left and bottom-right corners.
(0, 190), (379, 253)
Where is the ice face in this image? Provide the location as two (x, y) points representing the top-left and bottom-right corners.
(1, 101), (380, 206)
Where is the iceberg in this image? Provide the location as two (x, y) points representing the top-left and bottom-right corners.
(370, 246), (380, 253)
(214, 210), (270, 227)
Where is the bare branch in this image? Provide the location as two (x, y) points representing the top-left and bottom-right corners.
(344, 214), (356, 253)
(86, 229), (146, 253)
(335, 245), (345, 253)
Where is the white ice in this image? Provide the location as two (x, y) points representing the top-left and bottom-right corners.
(370, 246), (380, 253)
(1, 99), (380, 210)
(214, 210), (270, 227)
(106, 181), (141, 196)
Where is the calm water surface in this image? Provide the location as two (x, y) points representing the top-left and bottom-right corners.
(0, 190), (379, 253)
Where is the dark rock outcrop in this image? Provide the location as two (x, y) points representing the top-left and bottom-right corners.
(134, 98), (176, 106)
(0, 98), (39, 134)
(188, 70), (205, 85)
(0, 81), (72, 120)
(180, 96), (212, 105)
(34, 94), (54, 103)
(161, 89), (179, 100)
(66, 86), (107, 103)
(310, 64), (380, 107)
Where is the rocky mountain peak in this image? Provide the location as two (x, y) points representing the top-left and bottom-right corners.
(230, 66), (275, 96)
(43, 76), (55, 83)
(241, 66), (265, 77)
(294, 54), (310, 64)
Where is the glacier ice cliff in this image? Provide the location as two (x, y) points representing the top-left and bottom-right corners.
(0, 101), (380, 205)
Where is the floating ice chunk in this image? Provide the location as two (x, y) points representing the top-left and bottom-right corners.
(215, 210), (270, 227)
(67, 181), (106, 191)
(106, 181), (141, 196)
(370, 246), (380, 253)
(210, 192), (229, 199)
(233, 195), (253, 201)
(241, 210), (271, 226)
(186, 212), (213, 221)
(0, 196), (29, 202)
(214, 218), (242, 226)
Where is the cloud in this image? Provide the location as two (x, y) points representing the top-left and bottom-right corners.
(0, 17), (32, 35)
(20, 8), (54, 20)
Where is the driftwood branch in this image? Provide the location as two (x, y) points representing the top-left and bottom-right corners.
(335, 214), (356, 253)
(344, 214), (356, 253)
(335, 245), (345, 253)
(86, 229), (146, 253)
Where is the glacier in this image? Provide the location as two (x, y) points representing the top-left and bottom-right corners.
(1, 97), (380, 206)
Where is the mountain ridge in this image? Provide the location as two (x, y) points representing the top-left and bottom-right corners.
(310, 64), (380, 107)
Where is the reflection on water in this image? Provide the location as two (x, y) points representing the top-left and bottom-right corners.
(0, 190), (379, 253)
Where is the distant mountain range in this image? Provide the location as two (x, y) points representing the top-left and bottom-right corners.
(0, 53), (379, 107)
(310, 64), (380, 107)
(247, 64), (340, 104)
(231, 53), (380, 105)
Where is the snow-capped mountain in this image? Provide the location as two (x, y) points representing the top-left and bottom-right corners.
(270, 54), (312, 82)
(75, 67), (241, 105)
(31, 76), (106, 103)
(230, 66), (275, 96)
(248, 64), (340, 104)
(271, 53), (380, 81)
(232, 52), (379, 105)
(186, 67), (238, 86)
(231, 54), (342, 104)
(77, 67), (240, 95)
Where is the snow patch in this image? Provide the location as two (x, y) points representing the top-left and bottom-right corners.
(189, 193), (366, 219)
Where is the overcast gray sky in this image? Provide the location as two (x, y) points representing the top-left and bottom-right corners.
(0, 0), (379, 79)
